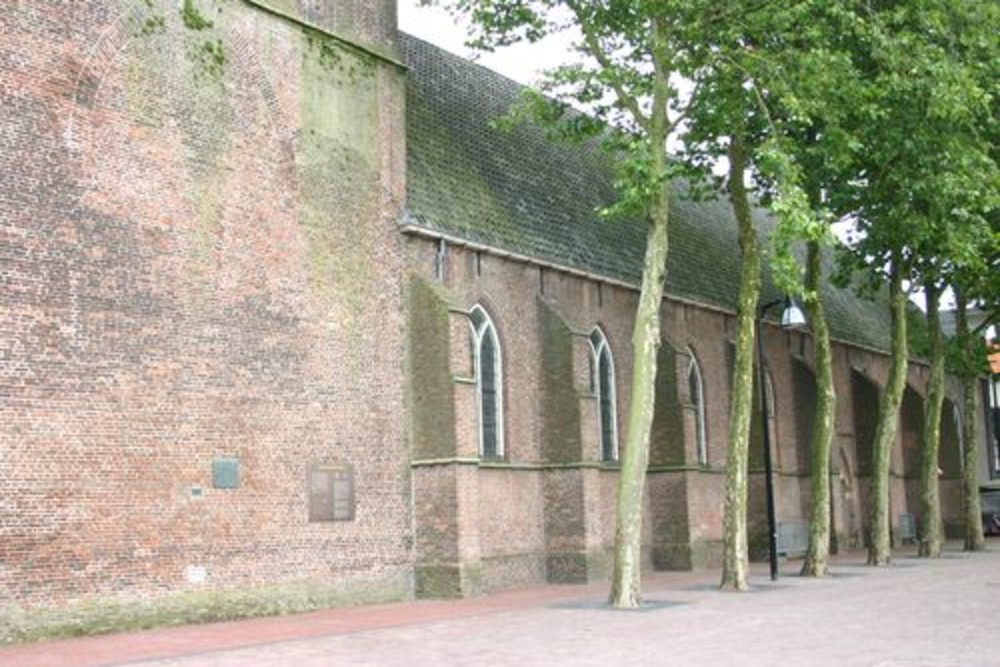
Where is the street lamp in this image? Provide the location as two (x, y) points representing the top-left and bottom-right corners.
(757, 296), (808, 581)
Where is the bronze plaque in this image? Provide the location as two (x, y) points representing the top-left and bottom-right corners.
(308, 464), (355, 522)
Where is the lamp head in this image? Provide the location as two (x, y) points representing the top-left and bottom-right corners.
(780, 298), (808, 330)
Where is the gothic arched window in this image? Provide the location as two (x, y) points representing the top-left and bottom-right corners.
(589, 328), (618, 462)
(470, 305), (504, 458)
(687, 349), (708, 465)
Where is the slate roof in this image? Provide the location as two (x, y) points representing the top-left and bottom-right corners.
(400, 33), (894, 353)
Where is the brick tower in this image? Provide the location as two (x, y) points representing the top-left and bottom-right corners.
(0, 0), (410, 640)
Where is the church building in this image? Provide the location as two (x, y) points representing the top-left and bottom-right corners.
(0, 0), (983, 637)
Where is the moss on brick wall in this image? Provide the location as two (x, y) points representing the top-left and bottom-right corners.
(538, 298), (582, 463)
(650, 342), (685, 466)
(409, 277), (456, 459)
(297, 30), (381, 322)
(792, 359), (817, 474)
(0, 573), (410, 645)
(852, 370), (880, 476)
(727, 341), (766, 470)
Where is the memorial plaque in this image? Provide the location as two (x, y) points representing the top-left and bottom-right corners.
(308, 463), (355, 522)
(212, 458), (240, 489)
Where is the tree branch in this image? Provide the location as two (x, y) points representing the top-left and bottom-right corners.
(565, 1), (651, 134)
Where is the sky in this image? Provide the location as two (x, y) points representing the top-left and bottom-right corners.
(398, 1), (575, 87)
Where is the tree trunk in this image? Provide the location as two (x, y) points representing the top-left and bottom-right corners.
(867, 259), (908, 566)
(917, 283), (944, 557)
(608, 155), (670, 611)
(720, 135), (761, 592)
(801, 241), (836, 577)
(607, 16), (672, 609)
(956, 288), (986, 551)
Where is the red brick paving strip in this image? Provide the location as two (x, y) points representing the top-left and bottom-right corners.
(0, 573), (714, 667)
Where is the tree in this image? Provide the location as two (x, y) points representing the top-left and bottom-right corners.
(920, 0), (998, 557)
(436, 0), (839, 598)
(830, 0), (997, 565)
(954, 289), (986, 551)
(676, 1), (863, 588)
(433, 0), (707, 607)
(955, 231), (1000, 552)
(736, 9), (866, 577)
(918, 281), (946, 557)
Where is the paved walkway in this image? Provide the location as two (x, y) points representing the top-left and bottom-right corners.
(2, 542), (997, 667)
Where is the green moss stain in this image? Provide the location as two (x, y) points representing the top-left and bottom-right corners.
(650, 342), (685, 466)
(538, 299), (581, 463)
(127, 0), (166, 37)
(296, 137), (379, 335)
(408, 277), (456, 459)
(407, 89), (530, 249)
(131, 0), (227, 79)
(414, 563), (482, 599)
(180, 0), (214, 31)
(178, 61), (233, 277)
(295, 32), (386, 344)
(304, 30), (377, 81)
(122, 0), (232, 281)
(298, 35), (379, 159)
(0, 575), (409, 645)
(124, 32), (168, 127)
(192, 38), (227, 79)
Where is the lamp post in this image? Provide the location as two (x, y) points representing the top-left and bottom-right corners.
(756, 296), (807, 581)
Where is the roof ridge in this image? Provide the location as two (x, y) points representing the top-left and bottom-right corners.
(399, 31), (540, 93)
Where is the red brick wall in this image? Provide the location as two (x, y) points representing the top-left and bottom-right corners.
(1, 1), (411, 611)
(406, 234), (965, 585)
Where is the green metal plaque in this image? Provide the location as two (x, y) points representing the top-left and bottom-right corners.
(212, 457), (240, 489)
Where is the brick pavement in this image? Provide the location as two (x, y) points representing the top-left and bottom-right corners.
(2, 542), (997, 667)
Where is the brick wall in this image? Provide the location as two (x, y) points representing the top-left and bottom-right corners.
(406, 234), (966, 588)
(0, 0), (411, 627)
(274, 0), (398, 54)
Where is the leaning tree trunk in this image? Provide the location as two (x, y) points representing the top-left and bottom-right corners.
(918, 283), (944, 557)
(608, 113), (671, 609)
(868, 259), (908, 566)
(801, 241), (836, 577)
(608, 201), (668, 608)
(720, 134), (761, 592)
(956, 288), (986, 551)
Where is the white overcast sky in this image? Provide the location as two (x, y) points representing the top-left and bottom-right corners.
(398, 1), (575, 86)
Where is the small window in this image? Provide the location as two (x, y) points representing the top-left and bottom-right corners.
(589, 328), (618, 461)
(687, 350), (707, 465)
(470, 305), (503, 458)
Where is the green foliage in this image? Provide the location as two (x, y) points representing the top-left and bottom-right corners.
(907, 304), (932, 361)
(835, 1), (997, 294)
(756, 138), (834, 300)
